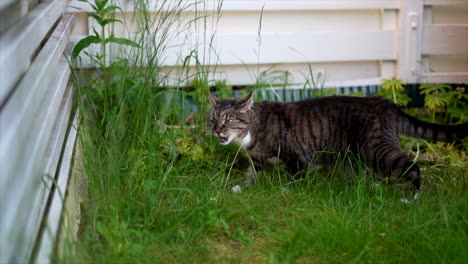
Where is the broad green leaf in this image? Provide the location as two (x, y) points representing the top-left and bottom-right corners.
(101, 18), (122, 27)
(419, 84), (438, 95)
(425, 94), (449, 110)
(105, 36), (140, 48)
(89, 3), (100, 13)
(102, 5), (122, 14)
(72, 35), (101, 59)
(95, 0), (110, 11)
(381, 78), (404, 91)
(438, 84), (452, 93)
(86, 12), (104, 25)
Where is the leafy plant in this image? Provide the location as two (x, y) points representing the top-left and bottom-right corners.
(419, 83), (450, 122)
(445, 86), (468, 123)
(70, 0), (144, 130)
(419, 84), (468, 123)
(378, 78), (411, 106)
(71, 0), (140, 68)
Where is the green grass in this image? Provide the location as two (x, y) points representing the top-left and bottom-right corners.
(70, 92), (468, 263)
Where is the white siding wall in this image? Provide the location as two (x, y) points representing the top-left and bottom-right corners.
(0, 0), (77, 263)
(68, 0), (468, 86)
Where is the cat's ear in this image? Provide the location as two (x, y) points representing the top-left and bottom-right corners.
(209, 92), (219, 105)
(239, 91), (254, 112)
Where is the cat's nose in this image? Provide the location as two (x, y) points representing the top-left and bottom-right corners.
(214, 125), (224, 135)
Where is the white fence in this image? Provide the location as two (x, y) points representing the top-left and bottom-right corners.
(0, 0), (76, 263)
(0, 0), (467, 263)
(69, 0), (468, 87)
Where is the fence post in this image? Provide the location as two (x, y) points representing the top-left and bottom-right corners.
(397, 0), (424, 83)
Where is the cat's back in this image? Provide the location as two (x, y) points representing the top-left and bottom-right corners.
(249, 96), (397, 160)
(252, 96), (397, 136)
(254, 96), (396, 121)
(253, 96), (394, 117)
(293, 95), (394, 111)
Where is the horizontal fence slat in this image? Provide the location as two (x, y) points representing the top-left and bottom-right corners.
(72, 30), (396, 68)
(422, 72), (468, 83)
(154, 60), (384, 87)
(422, 25), (468, 55)
(214, 30), (397, 65)
(214, 0), (400, 11)
(424, 0), (468, 6)
(0, 0), (68, 104)
(67, 0), (400, 12)
(0, 14), (73, 264)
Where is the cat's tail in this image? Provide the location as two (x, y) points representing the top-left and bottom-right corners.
(397, 109), (468, 142)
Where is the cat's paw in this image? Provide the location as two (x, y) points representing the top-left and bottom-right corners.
(400, 191), (419, 204)
(231, 185), (242, 193)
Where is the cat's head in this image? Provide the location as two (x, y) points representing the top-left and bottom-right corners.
(207, 92), (254, 145)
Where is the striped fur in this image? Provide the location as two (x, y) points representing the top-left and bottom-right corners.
(207, 92), (468, 190)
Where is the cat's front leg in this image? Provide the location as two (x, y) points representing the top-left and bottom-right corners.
(243, 162), (260, 186)
(231, 160), (262, 193)
(243, 156), (284, 186)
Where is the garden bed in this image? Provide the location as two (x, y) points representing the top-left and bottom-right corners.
(64, 75), (468, 263)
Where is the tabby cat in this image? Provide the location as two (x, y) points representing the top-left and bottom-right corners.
(207, 92), (468, 191)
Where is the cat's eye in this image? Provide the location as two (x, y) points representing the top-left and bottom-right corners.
(225, 119), (235, 124)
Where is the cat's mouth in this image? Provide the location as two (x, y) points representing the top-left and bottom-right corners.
(218, 136), (228, 143)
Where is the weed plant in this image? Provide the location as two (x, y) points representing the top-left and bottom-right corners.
(69, 1), (468, 263)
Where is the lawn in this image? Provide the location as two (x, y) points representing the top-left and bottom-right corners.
(67, 86), (467, 263)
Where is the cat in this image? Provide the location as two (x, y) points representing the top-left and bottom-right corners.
(207, 92), (468, 191)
